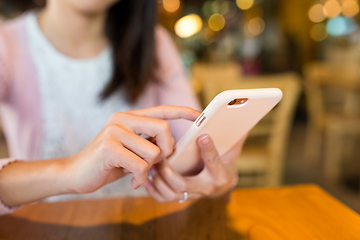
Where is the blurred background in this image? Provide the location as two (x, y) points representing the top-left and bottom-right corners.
(157, 0), (360, 213)
(1, 0), (360, 211)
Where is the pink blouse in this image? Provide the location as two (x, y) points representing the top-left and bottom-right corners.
(0, 14), (200, 214)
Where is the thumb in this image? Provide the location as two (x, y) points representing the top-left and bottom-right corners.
(197, 134), (222, 172)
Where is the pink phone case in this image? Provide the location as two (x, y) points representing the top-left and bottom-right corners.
(168, 88), (283, 173)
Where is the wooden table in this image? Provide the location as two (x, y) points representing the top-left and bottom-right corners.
(0, 184), (359, 239)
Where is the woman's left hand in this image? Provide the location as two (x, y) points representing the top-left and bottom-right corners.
(144, 134), (246, 202)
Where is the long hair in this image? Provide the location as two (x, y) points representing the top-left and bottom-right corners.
(103, 0), (158, 103)
(1, 0), (159, 103)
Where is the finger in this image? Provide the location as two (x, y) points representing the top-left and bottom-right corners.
(147, 172), (203, 201)
(186, 192), (203, 201)
(175, 176), (204, 200)
(105, 141), (148, 189)
(145, 136), (175, 164)
(197, 134), (223, 174)
(155, 160), (187, 193)
(144, 180), (166, 203)
(110, 113), (175, 158)
(109, 124), (162, 166)
(132, 117), (173, 159)
(149, 168), (184, 202)
(126, 105), (201, 121)
(183, 174), (206, 194)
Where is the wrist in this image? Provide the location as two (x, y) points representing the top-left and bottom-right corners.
(55, 156), (78, 195)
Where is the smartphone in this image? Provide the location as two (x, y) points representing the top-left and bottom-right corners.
(167, 88), (283, 174)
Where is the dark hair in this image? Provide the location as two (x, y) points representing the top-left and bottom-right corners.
(1, 0), (159, 103)
(103, 0), (158, 103)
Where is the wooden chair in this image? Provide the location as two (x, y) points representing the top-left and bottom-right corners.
(303, 62), (360, 183)
(200, 72), (302, 186)
(190, 62), (243, 107)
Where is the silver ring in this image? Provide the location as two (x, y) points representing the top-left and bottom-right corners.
(178, 192), (188, 203)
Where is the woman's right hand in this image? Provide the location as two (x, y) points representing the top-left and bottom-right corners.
(64, 105), (200, 194)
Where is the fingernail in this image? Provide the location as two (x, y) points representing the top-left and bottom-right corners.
(123, 168), (131, 173)
(199, 135), (210, 146)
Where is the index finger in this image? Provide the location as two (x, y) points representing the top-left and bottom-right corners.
(126, 105), (201, 121)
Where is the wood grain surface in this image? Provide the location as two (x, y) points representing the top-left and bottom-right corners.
(0, 184), (359, 240)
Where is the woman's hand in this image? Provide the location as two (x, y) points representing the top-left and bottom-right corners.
(144, 134), (246, 202)
(64, 106), (200, 194)
(0, 106), (200, 207)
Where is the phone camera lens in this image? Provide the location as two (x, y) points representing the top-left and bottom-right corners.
(228, 99), (237, 105)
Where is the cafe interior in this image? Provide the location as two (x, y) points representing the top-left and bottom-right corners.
(167, 0), (360, 212)
(159, 0), (360, 212)
(0, 0), (360, 238)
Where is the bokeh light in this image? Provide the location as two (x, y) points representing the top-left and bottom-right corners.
(342, 0), (360, 17)
(202, 1), (214, 19)
(220, 1), (237, 18)
(326, 16), (357, 36)
(236, 0), (254, 10)
(211, 1), (221, 13)
(244, 17), (265, 36)
(323, 0), (342, 18)
(309, 4), (326, 23)
(310, 23), (328, 41)
(326, 16), (347, 35)
(163, 0), (181, 13)
(201, 27), (220, 44)
(208, 13), (226, 31)
(174, 14), (203, 38)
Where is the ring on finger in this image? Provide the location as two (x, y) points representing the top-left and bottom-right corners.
(179, 192), (188, 203)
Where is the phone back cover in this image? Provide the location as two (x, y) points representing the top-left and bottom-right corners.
(168, 88), (283, 171)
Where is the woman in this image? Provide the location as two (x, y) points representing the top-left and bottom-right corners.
(0, 0), (244, 214)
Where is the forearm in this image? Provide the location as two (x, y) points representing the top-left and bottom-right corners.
(0, 158), (71, 207)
